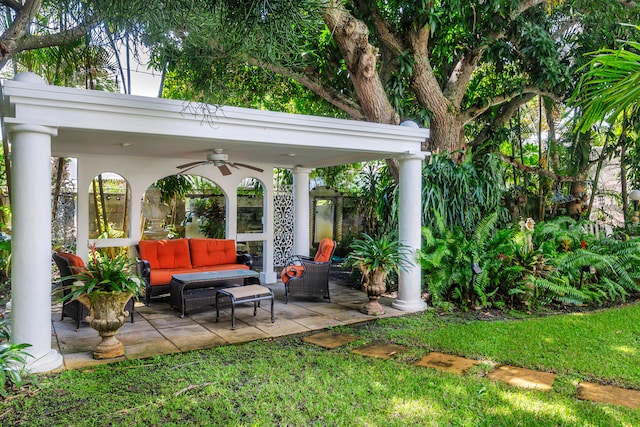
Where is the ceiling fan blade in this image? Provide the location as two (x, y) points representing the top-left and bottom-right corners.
(233, 162), (264, 173)
(219, 164), (232, 176)
(176, 160), (207, 169)
(177, 163), (206, 174)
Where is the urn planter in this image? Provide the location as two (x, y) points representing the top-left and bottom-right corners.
(80, 293), (133, 359)
(345, 233), (410, 317)
(60, 246), (142, 359)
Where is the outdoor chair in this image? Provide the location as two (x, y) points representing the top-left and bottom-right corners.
(53, 252), (135, 329)
(280, 238), (336, 303)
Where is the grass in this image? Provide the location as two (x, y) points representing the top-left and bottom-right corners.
(2, 302), (640, 426)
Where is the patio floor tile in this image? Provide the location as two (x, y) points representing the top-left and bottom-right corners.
(254, 318), (310, 336)
(577, 382), (640, 409)
(292, 315), (344, 329)
(351, 342), (409, 360)
(486, 365), (556, 391)
(303, 331), (359, 349)
(414, 352), (481, 375)
(122, 340), (181, 360)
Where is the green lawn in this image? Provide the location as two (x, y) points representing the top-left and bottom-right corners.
(2, 302), (640, 426)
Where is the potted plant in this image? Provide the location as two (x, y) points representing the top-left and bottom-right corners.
(62, 246), (142, 359)
(345, 233), (411, 315)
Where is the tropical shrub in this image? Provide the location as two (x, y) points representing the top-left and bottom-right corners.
(0, 319), (32, 397)
(419, 212), (499, 309)
(422, 151), (508, 234)
(420, 215), (640, 311)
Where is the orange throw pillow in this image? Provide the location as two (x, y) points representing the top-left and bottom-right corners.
(281, 265), (304, 284)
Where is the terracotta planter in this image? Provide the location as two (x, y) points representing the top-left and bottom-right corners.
(362, 269), (387, 316)
(79, 292), (133, 359)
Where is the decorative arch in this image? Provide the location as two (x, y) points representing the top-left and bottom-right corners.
(88, 172), (131, 240)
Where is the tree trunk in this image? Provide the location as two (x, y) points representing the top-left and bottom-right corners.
(428, 113), (466, 154)
(322, 4), (399, 125)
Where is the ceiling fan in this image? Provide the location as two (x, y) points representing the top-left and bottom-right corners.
(176, 149), (264, 176)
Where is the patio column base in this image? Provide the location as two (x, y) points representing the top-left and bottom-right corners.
(26, 349), (64, 373)
(392, 298), (427, 312)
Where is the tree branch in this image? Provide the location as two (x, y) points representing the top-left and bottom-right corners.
(464, 86), (561, 123)
(443, 0), (548, 108)
(514, 0), (548, 18)
(247, 58), (366, 120)
(409, 24), (450, 119)
(368, 5), (404, 56)
(0, 0), (22, 11)
(498, 153), (574, 182)
(469, 92), (537, 147)
(14, 21), (96, 51)
(443, 49), (484, 106)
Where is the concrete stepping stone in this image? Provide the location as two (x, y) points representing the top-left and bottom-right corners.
(487, 365), (556, 391)
(577, 381), (640, 409)
(351, 342), (409, 360)
(303, 331), (358, 349)
(414, 352), (480, 375)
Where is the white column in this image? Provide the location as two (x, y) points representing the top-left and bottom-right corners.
(261, 174), (277, 284)
(392, 152), (428, 312)
(9, 124), (63, 373)
(293, 167), (312, 256)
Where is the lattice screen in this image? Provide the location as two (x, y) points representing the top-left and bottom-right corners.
(273, 185), (294, 266)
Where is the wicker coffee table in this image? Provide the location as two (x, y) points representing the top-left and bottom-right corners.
(170, 270), (260, 317)
(216, 284), (275, 330)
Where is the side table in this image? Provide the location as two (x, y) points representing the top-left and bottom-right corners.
(216, 285), (275, 330)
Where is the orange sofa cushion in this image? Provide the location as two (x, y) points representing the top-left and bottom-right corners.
(189, 238), (238, 267)
(314, 238), (335, 262)
(139, 239), (192, 269)
(56, 251), (86, 274)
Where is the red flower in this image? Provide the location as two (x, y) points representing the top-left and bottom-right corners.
(580, 240), (587, 249)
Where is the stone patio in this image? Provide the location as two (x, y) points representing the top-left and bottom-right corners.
(50, 278), (405, 370)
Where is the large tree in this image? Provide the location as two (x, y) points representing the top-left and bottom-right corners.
(135, 1), (639, 160)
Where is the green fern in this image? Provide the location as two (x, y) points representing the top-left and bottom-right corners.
(529, 275), (586, 307)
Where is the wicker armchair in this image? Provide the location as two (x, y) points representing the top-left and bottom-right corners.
(280, 238), (336, 303)
(53, 252), (134, 329)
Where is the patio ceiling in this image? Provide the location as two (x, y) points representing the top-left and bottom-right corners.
(1, 75), (430, 170)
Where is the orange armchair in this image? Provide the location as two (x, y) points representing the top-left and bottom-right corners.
(280, 238), (336, 303)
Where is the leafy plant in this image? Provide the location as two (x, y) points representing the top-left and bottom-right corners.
(419, 212), (499, 309)
(0, 319), (32, 397)
(344, 232), (410, 293)
(61, 245), (142, 305)
(198, 198), (226, 239)
(345, 233), (410, 276)
(553, 238), (640, 305)
(422, 151), (507, 234)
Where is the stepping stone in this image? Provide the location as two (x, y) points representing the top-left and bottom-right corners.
(577, 382), (640, 409)
(414, 352), (480, 375)
(303, 331), (358, 349)
(351, 342), (409, 360)
(487, 365), (556, 391)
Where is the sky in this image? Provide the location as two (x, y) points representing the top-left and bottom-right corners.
(119, 46), (163, 97)
(126, 65), (162, 97)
